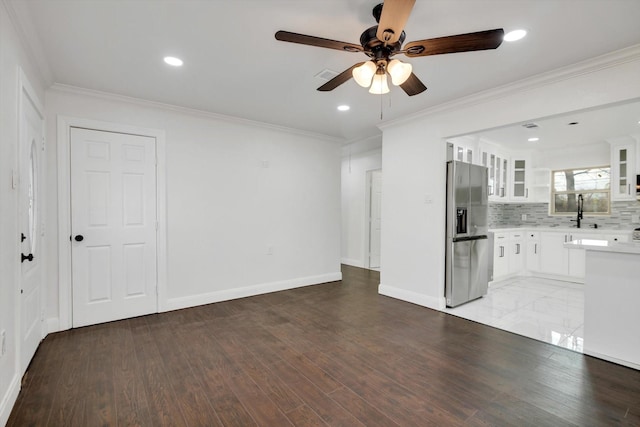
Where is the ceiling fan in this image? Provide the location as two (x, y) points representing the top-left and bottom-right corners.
(275, 0), (504, 96)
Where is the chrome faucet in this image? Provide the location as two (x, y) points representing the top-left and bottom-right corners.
(576, 194), (584, 228)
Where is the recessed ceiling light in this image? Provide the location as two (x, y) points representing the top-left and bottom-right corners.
(528, 137), (539, 142)
(504, 29), (527, 42)
(163, 56), (183, 67)
(337, 105), (350, 111)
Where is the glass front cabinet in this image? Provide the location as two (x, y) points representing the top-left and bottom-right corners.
(609, 140), (636, 201)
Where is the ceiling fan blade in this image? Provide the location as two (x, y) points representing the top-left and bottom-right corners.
(404, 29), (504, 58)
(275, 31), (363, 53)
(400, 73), (427, 96)
(376, 0), (416, 44)
(317, 63), (364, 92)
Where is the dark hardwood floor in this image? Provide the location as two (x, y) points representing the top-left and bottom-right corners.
(8, 265), (640, 426)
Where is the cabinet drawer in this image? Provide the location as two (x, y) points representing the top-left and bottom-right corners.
(527, 231), (539, 240)
(509, 231), (524, 240)
(494, 232), (509, 241)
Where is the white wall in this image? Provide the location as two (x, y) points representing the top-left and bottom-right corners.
(45, 87), (342, 322)
(534, 141), (610, 171)
(0, 2), (47, 424)
(379, 47), (640, 310)
(341, 144), (382, 268)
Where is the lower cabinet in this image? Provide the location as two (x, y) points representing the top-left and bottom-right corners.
(526, 231), (540, 272)
(492, 228), (631, 283)
(492, 232), (509, 279)
(508, 231), (524, 274)
(539, 231), (571, 276)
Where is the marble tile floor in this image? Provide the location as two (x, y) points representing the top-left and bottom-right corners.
(444, 276), (584, 352)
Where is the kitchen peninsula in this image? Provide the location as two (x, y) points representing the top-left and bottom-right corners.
(565, 239), (640, 370)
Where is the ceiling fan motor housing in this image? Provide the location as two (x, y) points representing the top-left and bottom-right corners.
(360, 25), (405, 56)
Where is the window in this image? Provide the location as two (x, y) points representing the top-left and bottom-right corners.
(551, 166), (610, 215)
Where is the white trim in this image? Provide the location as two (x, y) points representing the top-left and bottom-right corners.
(378, 283), (446, 311)
(163, 272), (342, 312)
(49, 84), (344, 144)
(56, 116), (168, 329)
(341, 258), (364, 268)
(46, 317), (60, 334)
(379, 44), (640, 132)
(584, 350), (640, 371)
(2, 0), (54, 85)
(0, 373), (20, 427)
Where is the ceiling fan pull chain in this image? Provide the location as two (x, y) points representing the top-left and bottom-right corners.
(380, 92), (383, 120)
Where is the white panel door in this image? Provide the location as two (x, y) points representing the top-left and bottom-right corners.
(369, 170), (382, 269)
(70, 128), (157, 327)
(19, 88), (44, 374)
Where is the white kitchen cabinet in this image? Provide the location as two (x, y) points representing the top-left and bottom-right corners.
(492, 232), (509, 280)
(509, 153), (532, 202)
(508, 231), (524, 274)
(526, 231), (540, 272)
(448, 136), (478, 164)
(610, 140), (636, 201)
(539, 231), (571, 276)
(481, 145), (509, 202)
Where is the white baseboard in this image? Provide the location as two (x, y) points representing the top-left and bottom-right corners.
(584, 349), (640, 371)
(163, 272), (343, 312)
(378, 283), (446, 311)
(46, 317), (61, 334)
(341, 258), (364, 268)
(0, 373), (20, 427)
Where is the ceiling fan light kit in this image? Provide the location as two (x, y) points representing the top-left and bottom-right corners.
(352, 61), (377, 87)
(275, 0), (506, 97)
(369, 73), (390, 95)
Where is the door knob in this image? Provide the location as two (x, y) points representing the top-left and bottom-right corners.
(21, 253), (34, 263)
(74, 235), (84, 242)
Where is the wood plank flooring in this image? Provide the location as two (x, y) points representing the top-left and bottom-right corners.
(8, 265), (640, 426)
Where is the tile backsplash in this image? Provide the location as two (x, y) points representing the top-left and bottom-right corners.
(489, 201), (640, 230)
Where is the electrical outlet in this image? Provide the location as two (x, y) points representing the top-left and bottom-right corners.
(1, 330), (6, 356)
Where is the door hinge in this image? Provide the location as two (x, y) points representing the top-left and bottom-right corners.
(41, 136), (46, 151)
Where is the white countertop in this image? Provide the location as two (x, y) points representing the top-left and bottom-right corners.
(489, 227), (632, 235)
(565, 239), (640, 254)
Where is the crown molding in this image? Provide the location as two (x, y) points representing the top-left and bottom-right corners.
(379, 44), (640, 131)
(48, 83), (344, 144)
(2, 0), (54, 86)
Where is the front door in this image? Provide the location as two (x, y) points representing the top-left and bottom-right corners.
(70, 128), (158, 328)
(19, 85), (44, 374)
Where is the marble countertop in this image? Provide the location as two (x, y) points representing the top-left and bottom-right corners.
(564, 239), (640, 254)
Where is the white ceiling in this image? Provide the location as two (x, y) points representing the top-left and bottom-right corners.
(13, 0), (640, 141)
(455, 99), (640, 151)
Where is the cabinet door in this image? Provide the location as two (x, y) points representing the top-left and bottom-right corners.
(510, 156), (530, 201)
(539, 232), (569, 276)
(526, 240), (540, 272)
(508, 239), (524, 274)
(611, 144), (635, 201)
(493, 234), (509, 279)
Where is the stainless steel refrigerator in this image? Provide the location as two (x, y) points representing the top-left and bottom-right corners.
(445, 160), (490, 308)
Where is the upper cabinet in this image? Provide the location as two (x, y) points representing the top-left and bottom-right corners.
(479, 140), (509, 202)
(509, 153), (532, 202)
(609, 137), (637, 201)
